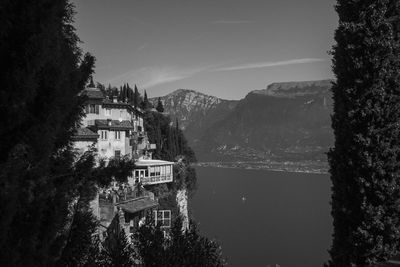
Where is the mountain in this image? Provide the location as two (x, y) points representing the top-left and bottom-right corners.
(152, 80), (334, 165)
(196, 80), (334, 162)
(149, 89), (238, 143)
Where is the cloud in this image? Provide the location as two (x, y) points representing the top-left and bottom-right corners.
(141, 67), (202, 88)
(137, 43), (147, 51)
(216, 58), (327, 71)
(108, 65), (214, 89)
(211, 20), (254, 24)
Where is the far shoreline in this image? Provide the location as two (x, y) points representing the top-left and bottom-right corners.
(193, 161), (329, 175)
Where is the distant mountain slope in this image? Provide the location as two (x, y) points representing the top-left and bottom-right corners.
(149, 89), (238, 143)
(195, 80), (334, 161)
(252, 79), (332, 97)
(152, 80), (334, 163)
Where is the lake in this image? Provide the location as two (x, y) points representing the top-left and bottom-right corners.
(191, 166), (332, 267)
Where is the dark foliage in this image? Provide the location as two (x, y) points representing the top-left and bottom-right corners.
(102, 228), (135, 267)
(0, 1), (135, 266)
(133, 85), (141, 108)
(144, 111), (196, 163)
(328, 1), (400, 266)
(56, 207), (98, 267)
(140, 90), (152, 110)
(134, 216), (225, 267)
(156, 97), (164, 112)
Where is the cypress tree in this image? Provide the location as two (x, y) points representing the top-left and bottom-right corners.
(127, 83), (133, 104)
(328, 1), (400, 266)
(133, 85), (140, 108)
(156, 97), (164, 112)
(140, 90), (150, 110)
(122, 83), (128, 102)
(118, 86), (123, 102)
(0, 0), (96, 265)
(0, 1), (137, 265)
(106, 84), (113, 99)
(88, 76), (95, 87)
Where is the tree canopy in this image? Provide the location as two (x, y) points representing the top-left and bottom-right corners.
(156, 97), (165, 112)
(0, 1), (134, 265)
(328, 1), (400, 266)
(134, 216), (225, 267)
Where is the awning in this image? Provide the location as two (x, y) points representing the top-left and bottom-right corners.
(116, 197), (158, 214)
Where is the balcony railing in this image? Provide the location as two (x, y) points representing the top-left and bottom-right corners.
(140, 174), (173, 185)
(99, 188), (153, 204)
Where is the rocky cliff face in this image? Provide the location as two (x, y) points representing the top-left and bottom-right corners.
(252, 79), (332, 98)
(149, 89), (238, 143)
(197, 80), (333, 162)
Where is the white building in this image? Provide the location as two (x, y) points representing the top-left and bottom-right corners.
(72, 85), (174, 235)
(130, 159), (174, 185)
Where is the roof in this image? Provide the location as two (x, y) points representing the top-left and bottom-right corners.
(135, 159), (174, 166)
(72, 127), (99, 140)
(116, 197), (158, 214)
(95, 119), (134, 130)
(82, 87), (104, 99)
(102, 100), (143, 114)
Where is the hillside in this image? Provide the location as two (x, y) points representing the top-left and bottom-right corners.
(152, 80), (334, 169)
(196, 80), (333, 162)
(149, 89), (238, 143)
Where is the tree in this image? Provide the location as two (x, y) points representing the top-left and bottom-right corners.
(143, 111), (196, 162)
(328, 1), (400, 266)
(156, 97), (164, 112)
(0, 1), (135, 266)
(133, 85), (140, 108)
(140, 90), (150, 110)
(88, 76), (95, 87)
(55, 207), (99, 267)
(134, 216), (225, 267)
(102, 228), (135, 267)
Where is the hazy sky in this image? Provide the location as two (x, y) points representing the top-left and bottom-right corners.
(74, 0), (338, 99)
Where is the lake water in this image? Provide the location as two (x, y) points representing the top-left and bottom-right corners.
(191, 166), (332, 267)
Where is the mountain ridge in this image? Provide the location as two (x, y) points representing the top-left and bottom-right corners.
(151, 80), (334, 164)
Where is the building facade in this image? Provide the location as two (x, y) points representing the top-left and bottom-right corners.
(73, 86), (174, 238)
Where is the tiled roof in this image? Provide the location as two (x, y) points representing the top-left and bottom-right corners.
(102, 101), (143, 114)
(95, 119), (134, 130)
(116, 197), (158, 214)
(82, 87), (104, 99)
(72, 127), (99, 140)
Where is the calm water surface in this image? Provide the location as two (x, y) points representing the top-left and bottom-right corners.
(191, 166), (332, 267)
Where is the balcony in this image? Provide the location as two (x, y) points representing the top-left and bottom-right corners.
(140, 174), (173, 185)
(133, 159), (174, 185)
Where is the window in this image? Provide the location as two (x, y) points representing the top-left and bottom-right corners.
(88, 104), (99, 114)
(115, 131), (121, 140)
(114, 150), (121, 159)
(100, 130), (108, 140)
(166, 165), (171, 174)
(155, 166), (160, 176)
(154, 210), (171, 228)
(105, 108), (111, 116)
(149, 166), (155, 177)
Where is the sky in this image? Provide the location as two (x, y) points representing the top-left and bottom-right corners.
(73, 0), (338, 100)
